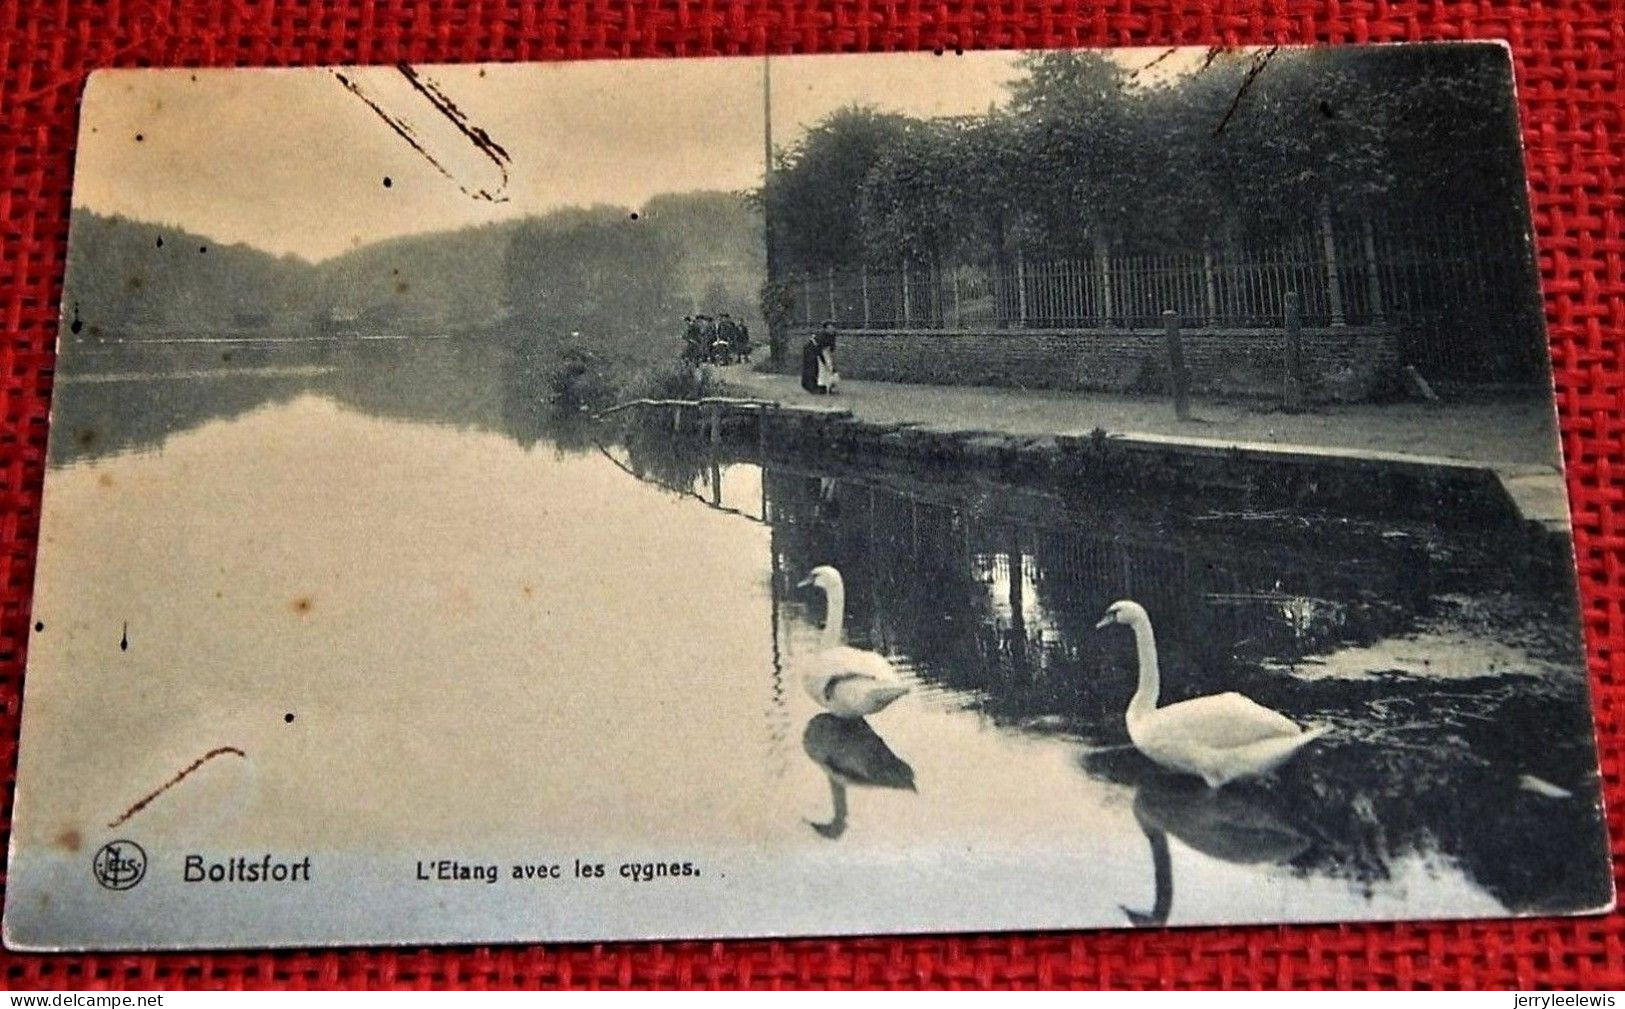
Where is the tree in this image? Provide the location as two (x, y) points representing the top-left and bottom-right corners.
(764, 106), (912, 275)
(505, 214), (683, 355)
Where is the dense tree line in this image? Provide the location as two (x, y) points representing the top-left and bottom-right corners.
(64, 192), (763, 356)
(765, 44), (1527, 274)
(62, 213), (312, 338)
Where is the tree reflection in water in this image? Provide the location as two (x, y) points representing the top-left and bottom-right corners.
(759, 449), (1606, 916)
(51, 339), (1610, 918)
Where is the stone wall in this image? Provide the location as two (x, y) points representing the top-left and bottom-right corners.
(790, 326), (1401, 401)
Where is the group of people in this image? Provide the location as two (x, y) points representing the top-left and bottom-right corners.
(800, 321), (839, 395)
(682, 313), (752, 365)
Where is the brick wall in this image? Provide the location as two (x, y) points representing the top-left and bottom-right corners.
(791, 327), (1401, 401)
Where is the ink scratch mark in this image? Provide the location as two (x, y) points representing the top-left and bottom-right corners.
(1213, 45), (1279, 136)
(397, 64), (511, 168)
(1131, 47), (1179, 79)
(107, 746), (247, 829)
(330, 66), (511, 202)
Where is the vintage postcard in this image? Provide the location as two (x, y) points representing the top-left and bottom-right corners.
(4, 44), (1612, 950)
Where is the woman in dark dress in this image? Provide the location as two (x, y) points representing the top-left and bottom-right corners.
(800, 332), (822, 393)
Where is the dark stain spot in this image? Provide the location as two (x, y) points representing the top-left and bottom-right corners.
(214, 589), (223, 599)
(1319, 99), (1336, 118)
(628, 212), (639, 221)
(134, 132), (144, 142)
(221, 351), (233, 363)
(97, 472), (114, 488)
(120, 621), (128, 651)
(382, 176), (393, 188)
(154, 235), (164, 248)
(69, 319), (83, 334)
(199, 245), (208, 254)
(33, 620), (43, 632)
(290, 595), (314, 616)
(395, 281), (409, 294)
(284, 713), (295, 723)
(53, 829), (82, 853)
(478, 68), (486, 78)
(88, 323), (103, 337)
(75, 428), (97, 449)
(521, 583), (535, 597)
(189, 73), (197, 82)
(127, 275), (143, 290)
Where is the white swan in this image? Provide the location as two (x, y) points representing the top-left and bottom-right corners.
(1096, 600), (1326, 788)
(797, 566), (910, 718)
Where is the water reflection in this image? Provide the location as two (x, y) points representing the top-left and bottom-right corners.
(1121, 774), (1313, 927)
(748, 425), (1604, 914)
(801, 713), (916, 840)
(50, 337), (578, 466)
(40, 338), (1611, 922)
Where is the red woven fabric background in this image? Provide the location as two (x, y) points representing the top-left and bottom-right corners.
(0, 0), (1620, 990)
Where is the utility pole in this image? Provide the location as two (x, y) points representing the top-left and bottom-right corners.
(762, 56), (784, 367)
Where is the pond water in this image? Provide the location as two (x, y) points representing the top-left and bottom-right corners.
(10, 339), (1610, 942)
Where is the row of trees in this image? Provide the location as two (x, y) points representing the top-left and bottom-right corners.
(65, 192), (765, 354)
(764, 44), (1528, 273)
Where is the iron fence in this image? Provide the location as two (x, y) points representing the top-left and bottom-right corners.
(785, 212), (1539, 381)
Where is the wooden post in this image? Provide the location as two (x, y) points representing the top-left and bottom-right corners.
(901, 263), (911, 326)
(1162, 309), (1191, 421)
(860, 265), (870, 328)
(1016, 252), (1028, 327)
(1283, 290), (1305, 412)
(1094, 235), (1114, 326)
(706, 402), (720, 444)
(1319, 201), (1346, 326)
(826, 267), (836, 322)
(1202, 247), (1219, 327)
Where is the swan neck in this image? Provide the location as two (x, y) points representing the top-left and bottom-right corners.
(1128, 615), (1160, 714)
(820, 582), (846, 649)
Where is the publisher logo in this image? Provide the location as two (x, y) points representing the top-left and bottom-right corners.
(92, 840), (147, 891)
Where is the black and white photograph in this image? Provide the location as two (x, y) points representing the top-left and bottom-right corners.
(3, 44), (1612, 951)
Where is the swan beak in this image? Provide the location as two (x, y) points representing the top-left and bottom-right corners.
(1094, 615), (1114, 629)
(796, 577), (812, 589)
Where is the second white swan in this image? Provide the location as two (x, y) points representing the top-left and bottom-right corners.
(1096, 600), (1326, 788)
(798, 565), (910, 718)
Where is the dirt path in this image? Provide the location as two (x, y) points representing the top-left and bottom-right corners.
(721, 370), (1563, 468)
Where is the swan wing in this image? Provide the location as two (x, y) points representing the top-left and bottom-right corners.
(1140, 692), (1304, 750)
(803, 647), (909, 716)
(825, 673), (909, 716)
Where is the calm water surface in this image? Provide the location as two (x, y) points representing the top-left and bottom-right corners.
(15, 341), (1609, 930)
